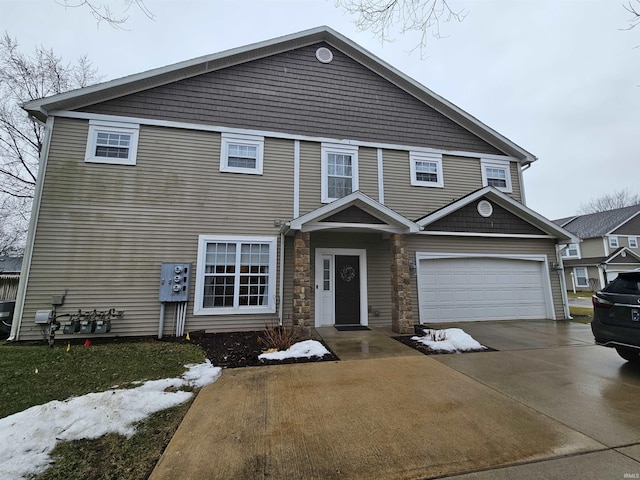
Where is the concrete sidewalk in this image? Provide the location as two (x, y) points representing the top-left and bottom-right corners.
(150, 355), (604, 480)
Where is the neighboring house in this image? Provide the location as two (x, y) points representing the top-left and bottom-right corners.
(554, 205), (640, 291)
(0, 256), (23, 300)
(11, 26), (577, 341)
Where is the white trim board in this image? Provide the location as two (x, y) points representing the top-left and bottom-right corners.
(52, 110), (522, 164)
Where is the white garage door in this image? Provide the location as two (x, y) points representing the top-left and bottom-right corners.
(417, 256), (551, 322)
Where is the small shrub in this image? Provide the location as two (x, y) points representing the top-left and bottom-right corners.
(258, 319), (306, 351)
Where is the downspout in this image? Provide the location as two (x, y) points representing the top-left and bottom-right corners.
(519, 162), (531, 206)
(9, 116), (55, 341)
(278, 231), (285, 326)
(555, 244), (571, 320)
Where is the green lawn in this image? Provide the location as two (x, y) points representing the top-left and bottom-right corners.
(568, 291), (594, 299)
(569, 306), (593, 324)
(0, 338), (206, 480)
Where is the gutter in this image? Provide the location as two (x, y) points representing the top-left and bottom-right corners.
(9, 116), (55, 341)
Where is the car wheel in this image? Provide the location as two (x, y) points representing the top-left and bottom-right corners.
(615, 347), (640, 363)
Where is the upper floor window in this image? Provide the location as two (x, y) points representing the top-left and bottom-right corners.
(220, 133), (264, 175)
(410, 152), (444, 188)
(573, 267), (588, 288)
(561, 243), (580, 258)
(609, 236), (619, 248)
(194, 235), (277, 315)
(85, 120), (139, 166)
(630, 237), (638, 249)
(481, 159), (512, 193)
(321, 144), (359, 203)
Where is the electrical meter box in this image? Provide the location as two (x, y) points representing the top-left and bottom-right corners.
(159, 263), (191, 302)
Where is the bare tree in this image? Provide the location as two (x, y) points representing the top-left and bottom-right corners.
(335, 0), (465, 54)
(578, 189), (640, 214)
(0, 33), (101, 253)
(55, 0), (155, 28)
(623, 1), (640, 29)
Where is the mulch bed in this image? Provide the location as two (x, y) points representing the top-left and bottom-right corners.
(184, 330), (340, 368)
(393, 335), (497, 356)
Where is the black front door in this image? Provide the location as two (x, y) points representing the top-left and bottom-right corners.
(334, 255), (361, 325)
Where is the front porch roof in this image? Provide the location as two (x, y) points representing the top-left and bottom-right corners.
(564, 247), (640, 267)
(287, 191), (419, 234)
(415, 186), (580, 244)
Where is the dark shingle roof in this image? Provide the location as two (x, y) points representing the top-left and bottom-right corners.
(0, 256), (23, 274)
(553, 205), (640, 239)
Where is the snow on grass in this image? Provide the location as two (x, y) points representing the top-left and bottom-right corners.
(258, 339), (330, 361)
(0, 360), (221, 480)
(411, 328), (487, 352)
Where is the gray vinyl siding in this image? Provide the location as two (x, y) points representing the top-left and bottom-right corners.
(358, 147), (379, 201)
(310, 232), (391, 328)
(79, 43), (503, 156)
(383, 151), (524, 221)
(405, 236), (566, 321)
(580, 238), (606, 258)
(298, 141), (321, 216)
(564, 266), (600, 292)
(20, 117), (295, 340)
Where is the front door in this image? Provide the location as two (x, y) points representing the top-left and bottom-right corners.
(334, 255), (361, 325)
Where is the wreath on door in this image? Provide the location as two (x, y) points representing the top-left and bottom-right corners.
(339, 265), (356, 282)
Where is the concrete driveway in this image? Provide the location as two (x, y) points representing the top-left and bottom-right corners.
(151, 321), (640, 479)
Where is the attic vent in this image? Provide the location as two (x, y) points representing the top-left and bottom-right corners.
(315, 47), (333, 64)
(477, 200), (493, 218)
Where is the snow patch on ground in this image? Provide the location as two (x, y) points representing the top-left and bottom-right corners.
(0, 360), (221, 480)
(411, 328), (487, 352)
(258, 339), (330, 361)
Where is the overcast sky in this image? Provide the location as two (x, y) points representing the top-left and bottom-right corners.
(1, 0), (638, 220)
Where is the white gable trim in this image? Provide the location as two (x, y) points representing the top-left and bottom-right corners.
(416, 186), (580, 244)
(51, 110), (521, 164)
(605, 209), (640, 236)
(289, 191), (419, 233)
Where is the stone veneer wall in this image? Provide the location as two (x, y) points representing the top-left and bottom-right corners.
(390, 233), (413, 333)
(292, 231), (311, 326)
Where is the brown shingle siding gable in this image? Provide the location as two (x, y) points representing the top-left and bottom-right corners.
(79, 43), (503, 155)
(423, 200), (548, 235)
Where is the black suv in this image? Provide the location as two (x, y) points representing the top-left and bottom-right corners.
(592, 271), (640, 363)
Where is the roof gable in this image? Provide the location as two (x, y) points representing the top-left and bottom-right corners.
(605, 247), (640, 265)
(417, 187), (578, 243)
(23, 26), (535, 162)
(289, 191), (419, 234)
(75, 43), (502, 155)
(555, 205), (640, 239)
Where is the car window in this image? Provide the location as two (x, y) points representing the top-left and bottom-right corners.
(605, 275), (640, 295)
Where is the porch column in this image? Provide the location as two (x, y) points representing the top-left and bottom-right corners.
(292, 231), (311, 326)
(390, 233), (413, 334)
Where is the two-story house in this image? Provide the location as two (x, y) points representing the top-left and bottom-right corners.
(555, 205), (640, 291)
(10, 27), (577, 341)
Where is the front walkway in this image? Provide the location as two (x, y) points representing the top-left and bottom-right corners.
(315, 326), (422, 361)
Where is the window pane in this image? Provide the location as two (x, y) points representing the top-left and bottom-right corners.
(227, 143), (258, 169)
(415, 161), (438, 183)
(328, 176), (352, 199)
(95, 132), (131, 159)
(486, 167), (507, 188)
(238, 242), (270, 307)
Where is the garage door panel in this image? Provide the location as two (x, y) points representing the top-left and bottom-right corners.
(418, 256), (551, 322)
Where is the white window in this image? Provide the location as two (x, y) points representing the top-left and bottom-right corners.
(85, 120), (139, 165)
(561, 243), (580, 258)
(321, 144), (359, 203)
(574, 267), (589, 288)
(481, 159), (512, 193)
(630, 237), (638, 249)
(220, 133), (264, 175)
(194, 235), (277, 315)
(609, 236), (619, 248)
(410, 152), (444, 188)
